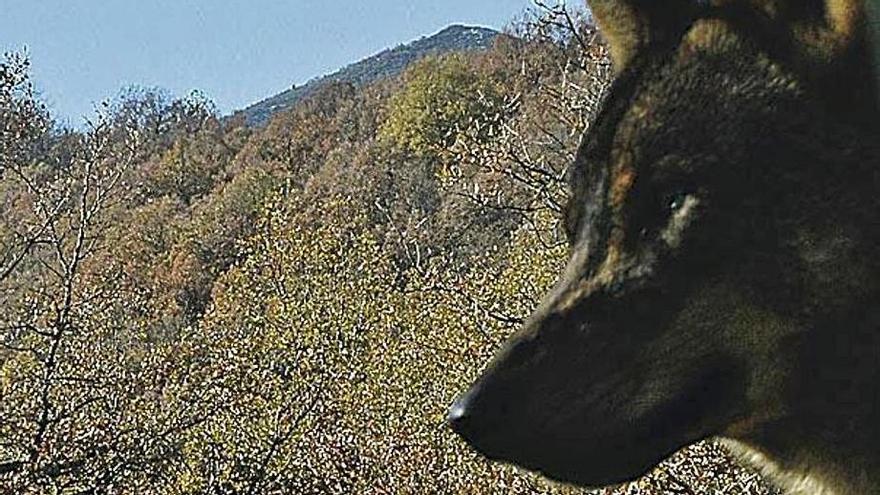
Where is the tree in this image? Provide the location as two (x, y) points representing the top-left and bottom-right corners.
(379, 54), (509, 160)
(0, 96), (208, 493)
(0, 51), (53, 286)
(0, 51), (50, 174)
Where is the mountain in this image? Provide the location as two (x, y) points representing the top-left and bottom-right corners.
(238, 24), (501, 126)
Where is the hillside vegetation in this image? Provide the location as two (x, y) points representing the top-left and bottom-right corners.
(240, 25), (499, 126)
(0, 6), (778, 494)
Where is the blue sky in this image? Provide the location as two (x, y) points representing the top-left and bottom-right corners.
(1, 0), (533, 126)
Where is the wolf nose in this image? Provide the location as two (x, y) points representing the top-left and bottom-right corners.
(447, 383), (511, 445)
(448, 384), (522, 461)
(447, 391), (475, 436)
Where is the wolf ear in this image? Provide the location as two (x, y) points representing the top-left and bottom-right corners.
(712, 0), (878, 118)
(585, 0), (699, 72)
(711, 0), (869, 62)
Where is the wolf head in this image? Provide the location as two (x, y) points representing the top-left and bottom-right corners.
(450, 0), (880, 490)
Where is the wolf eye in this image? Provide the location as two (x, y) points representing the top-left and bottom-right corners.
(666, 192), (689, 213)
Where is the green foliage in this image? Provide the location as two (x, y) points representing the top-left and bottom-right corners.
(380, 54), (508, 159)
(189, 164), (277, 274)
(143, 136), (225, 203)
(172, 193), (387, 493)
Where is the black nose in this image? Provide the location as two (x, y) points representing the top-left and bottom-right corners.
(447, 384), (528, 463)
(447, 390), (476, 438)
(447, 382), (514, 449)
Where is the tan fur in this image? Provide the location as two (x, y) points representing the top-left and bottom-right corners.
(589, 0), (645, 70)
(722, 439), (875, 495)
(710, 0), (878, 122)
(589, 0), (697, 71)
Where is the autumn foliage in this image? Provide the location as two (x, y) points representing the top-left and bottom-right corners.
(0, 5), (779, 494)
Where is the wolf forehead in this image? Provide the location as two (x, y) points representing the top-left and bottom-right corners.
(567, 15), (806, 202)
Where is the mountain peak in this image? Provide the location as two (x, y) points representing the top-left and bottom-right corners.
(239, 24), (501, 126)
(436, 24), (498, 34)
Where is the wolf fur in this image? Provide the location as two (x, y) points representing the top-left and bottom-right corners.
(449, 1), (880, 494)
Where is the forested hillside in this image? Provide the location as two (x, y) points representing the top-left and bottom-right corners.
(240, 24), (499, 126)
(0, 5), (778, 494)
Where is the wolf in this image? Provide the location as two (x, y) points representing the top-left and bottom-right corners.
(448, 1), (880, 494)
